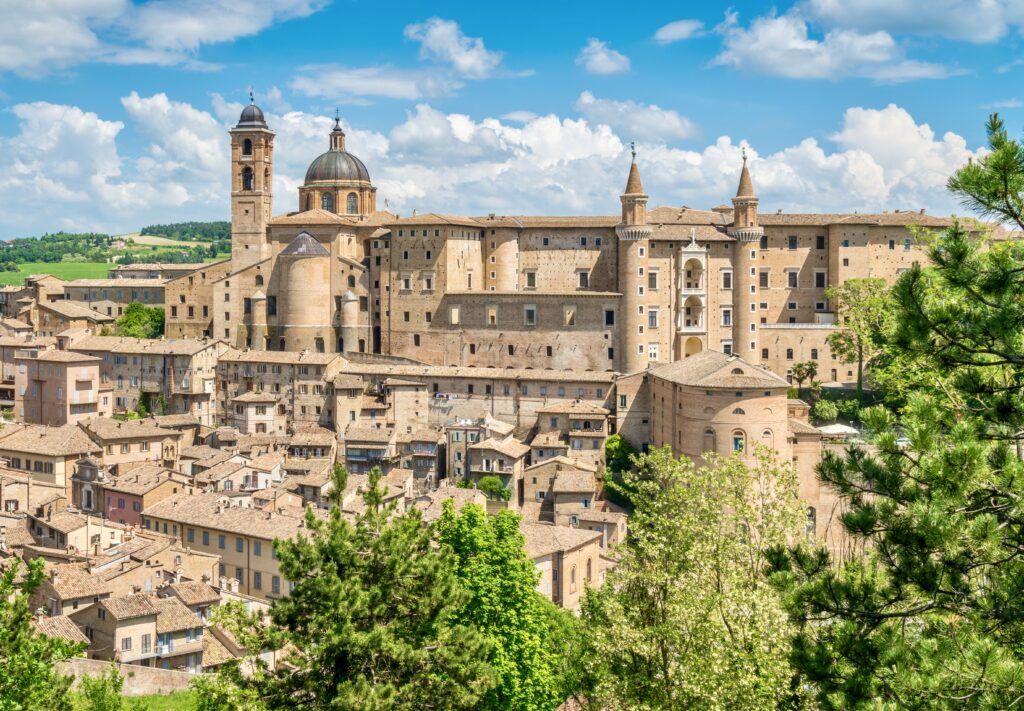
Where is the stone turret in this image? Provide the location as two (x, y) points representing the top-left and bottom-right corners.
(728, 149), (764, 362)
(616, 148), (652, 373)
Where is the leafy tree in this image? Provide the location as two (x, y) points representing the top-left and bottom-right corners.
(604, 433), (636, 474)
(810, 398), (838, 424)
(476, 475), (511, 501)
(331, 461), (348, 493)
(582, 446), (804, 710)
(791, 361), (819, 392)
(77, 662), (143, 711)
(769, 114), (1024, 708)
(824, 278), (891, 398)
(437, 502), (567, 710)
(116, 302), (165, 339)
(0, 558), (83, 711)
(216, 466), (497, 708)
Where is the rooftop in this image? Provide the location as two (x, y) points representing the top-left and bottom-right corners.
(519, 521), (602, 558)
(648, 350), (789, 389)
(0, 423), (99, 456)
(153, 596), (201, 633)
(144, 493), (305, 540)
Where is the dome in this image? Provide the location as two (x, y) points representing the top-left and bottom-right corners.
(304, 150), (370, 184)
(281, 231), (330, 258)
(236, 102), (268, 129)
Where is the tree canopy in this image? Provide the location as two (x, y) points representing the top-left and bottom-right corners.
(116, 302), (165, 339)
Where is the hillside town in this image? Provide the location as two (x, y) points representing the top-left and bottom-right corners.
(0, 96), (965, 674)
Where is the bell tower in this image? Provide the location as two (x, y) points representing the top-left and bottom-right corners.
(616, 145), (652, 374)
(230, 92), (274, 270)
(728, 149), (763, 362)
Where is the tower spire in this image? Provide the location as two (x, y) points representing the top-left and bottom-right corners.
(329, 111), (346, 151)
(736, 146), (755, 198)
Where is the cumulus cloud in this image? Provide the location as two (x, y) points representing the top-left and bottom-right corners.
(576, 39), (631, 75)
(801, 0), (1022, 44)
(653, 19), (704, 44)
(713, 10), (953, 82)
(0, 95), (984, 238)
(575, 91), (699, 143)
(403, 17), (502, 78)
(0, 0), (328, 75)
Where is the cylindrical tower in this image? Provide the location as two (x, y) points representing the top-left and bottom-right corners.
(339, 289), (360, 353)
(616, 156), (651, 374)
(729, 152), (763, 362)
(277, 232), (332, 351)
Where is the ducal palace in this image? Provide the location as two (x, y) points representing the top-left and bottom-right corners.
(164, 99), (955, 386)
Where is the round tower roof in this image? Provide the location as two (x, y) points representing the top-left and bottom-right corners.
(304, 150), (370, 184)
(281, 232), (330, 258)
(236, 99), (268, 129)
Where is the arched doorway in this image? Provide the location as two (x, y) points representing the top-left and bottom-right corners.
(684, 336), (702, 357)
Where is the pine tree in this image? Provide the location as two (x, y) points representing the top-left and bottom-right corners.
(253, 467), (496, 708)
(437, 502), (566, 710)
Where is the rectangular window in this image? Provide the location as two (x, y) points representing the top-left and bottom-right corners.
(647, 271), (658, 290)
(563, 305), (576, 327)
(787, 271), (798, 288)
(525, 271), (537, 288)
(578, 271), (589, 289)
(449, 306), (460, 325)
(524, 306), (537, 326)
(722, 270), (733, 289)
(604, 309), (615, 326)
(788, 235), (797, 250)
(235, 537), (243, 553)
(648, 343), (659, 361)
(218, 534), (225, 550)
(815, 271), (826, 288)
(648, 308), (659, 329)
(816, 235), (826, 249)
(722, 308), (732, 327)
(759, 270), (769, 288)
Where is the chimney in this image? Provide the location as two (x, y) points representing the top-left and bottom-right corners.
(49, 569), (58, 583)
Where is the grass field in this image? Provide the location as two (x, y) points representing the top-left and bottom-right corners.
(125, 232), (211, 248)
(72, 690), (197, 710)
(0, 261), (112, 285)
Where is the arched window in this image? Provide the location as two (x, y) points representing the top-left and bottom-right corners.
(254, 274), (263, 287)
(358, 338), (366, 353)
(732, 430), (746, 453)
(347, 275), (356, 288)
(347, 192), (358, 214)
(732, 408), (745, 415)
(586, 558), (592, 582)
(315, 337), (324, 353)
(241, 167), (254, 191)
(305, 194), (313, 211)
(731, 367), (744, 375)
(242, 138), (253, 156)
(279, 338), (286, 351)
(703, 428), (716, 454)
(762, 429), (773, 449)
(321, 192), (335, 212)
(570, 565), (577, 592)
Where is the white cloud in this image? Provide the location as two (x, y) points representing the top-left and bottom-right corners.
(982, 98), (1024, 109)
(403, 17), (502, 79)
(0, 0), (125, 76)
(0, 96), (984, 238)
(653, 19), (704, 44)
(0, 0), (328, 75)
(291, 64), (460, 100)
(713, 11), (953, 82)
(501, 110), (538, 123)
(576, 39), (631, 75)
(802, 0), (1021, 44)
(575, 91), (699, 143)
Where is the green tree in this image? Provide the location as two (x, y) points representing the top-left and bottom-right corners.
(810, 398), (838, 424)
(218, 466), (497, 708)
(77, 662), (143, 711)
(582, 446), (804, 710)
(791, 361), (819, 392)
(437, 502), (567, 710)
(769, 114), (1024, 708)
(824, 278), (891, 398)
(604, 433), (637, 474)
(0, 558), (83, 711)
(116, 302), (165, 339)
(476, 475), (511, 501)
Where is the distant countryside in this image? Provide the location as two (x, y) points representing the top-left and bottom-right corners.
(0, 221), (230, 285)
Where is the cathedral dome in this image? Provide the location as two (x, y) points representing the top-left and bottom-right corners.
(304, 150), (370, 184)
(236, 101), (267, 129)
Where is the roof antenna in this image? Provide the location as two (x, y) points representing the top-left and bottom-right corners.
(630, 141), (636, 161)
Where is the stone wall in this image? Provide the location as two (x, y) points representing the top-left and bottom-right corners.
(60, 657), (195, 696)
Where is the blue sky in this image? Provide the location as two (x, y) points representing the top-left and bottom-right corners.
(0, 0), (1021, 238)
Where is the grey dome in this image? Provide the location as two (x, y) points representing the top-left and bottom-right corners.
(237, 103), (268, 129)
(281, 232), (329, 258)
(304, 150), (370, 183)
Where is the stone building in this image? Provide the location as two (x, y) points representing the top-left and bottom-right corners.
(158, 97), (970, 389)
(14, 349), (111, 426)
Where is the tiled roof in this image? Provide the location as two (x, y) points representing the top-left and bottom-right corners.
(336, 363), (615, 384)
(101, 594), (157, 620)
(20, 350), (98, 363)
(343, 424), (393, 444)
(232, 391), (279, 403)
(249, 452), (284, 471)
(103, 465), (181, 495)
(788, 418), (821, 436)
(469, 436), (530, 459)
(219, 348), (343, 365)
(39, 301), (114, 321)
(79, 417), (178, 441)
(153, 596), (200, 633)
(390, 213), (484, 227)
(194, 460), (244, 484)
(414, 488), (487, 522)
(64, 278), (166, 288)
(526, 455), (596, 473)
(288, 428), (336, 447)
(519, 521), (602, 558)
(144, 493), (305, 540)
(109, 263), (207, 272)
(269, 208), (356, 226)
(757, 211), (956, 227)
(529, 431), (568, 449)
(202, 632), (235, 667)
(35, 615), (89, 645)
(552, 470), (597, 494)
(69, 336), (218, 356)
(648, 350), (789, 389)
(45, 562), (115, 599)
(537, 399), (610, 416)
(0, 423), (100, 456)
(471, 215), (620, 229)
